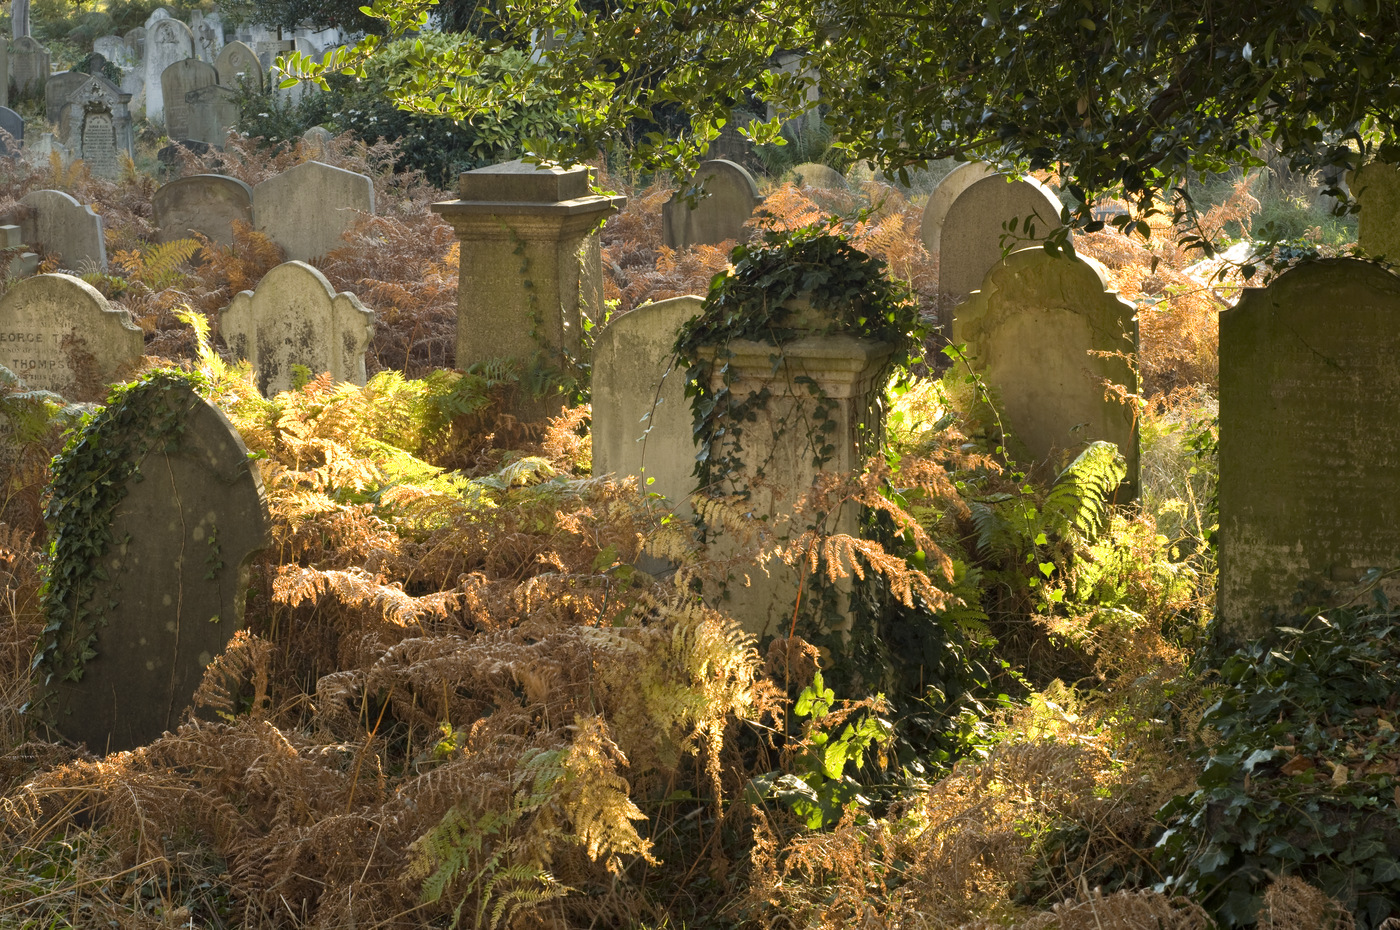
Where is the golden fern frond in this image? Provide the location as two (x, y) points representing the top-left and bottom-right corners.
(556, 715), (656, 873)
(191, 629), (274, 720)
(272, 566), (457, 626)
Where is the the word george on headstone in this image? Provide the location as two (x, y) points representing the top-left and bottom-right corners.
(0, 273), (142, 398)
(953, 247), (1139, 496)
(252, 160), (375, 262)
(1218, 259), (1400, 639)
(220, 260), (375, 396)
(44, 376), (270, 752)
(662, 159), (760, 249)
(153, 174), (253, 246)
(19, 190), (108, 271)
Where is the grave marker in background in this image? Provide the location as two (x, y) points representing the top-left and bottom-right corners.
(1218, 259), (1400, 639)
(11, 36), (50, 97)
(19, 189), (108, 270)
(44, 71), (88, 126)
(220, 260), (375, 396)
(215, 40), (262, 91)
(252, 160), (374, 262)
(153, 174), (252, 245)
(953, 247), (1139, 496)
(0, 107), (24, 157)
(145, 18), (194, 123)
(662, 159), (760, 249)
(160, 58), (217, 141)
(1351, 161), (1400, 261)
(0, 273), (142, 397)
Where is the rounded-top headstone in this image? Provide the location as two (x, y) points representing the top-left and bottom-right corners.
(953, 247), (1137, 495)
(0, 273), (142, 398)
(935, 171), (1067, 307)
(919, 161), (997, 255)
(215, 40), (263, 91)
(153, 174), (253, 246)
(252, 160), (375, 262)
(144, 19), (195, 123)
(789, 162), (847, 190)
(661, 159), (761, 249)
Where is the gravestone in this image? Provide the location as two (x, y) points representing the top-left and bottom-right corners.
(919, 161), (997, 255)
(43, 376), (270, 753)
(1218, 259), (1400, 640)
(156, 138), (211, 174)
(662, 159), (760, 249)
(85, 52), (109, 75)
(144, 7), (174, 27)
(123, 25), (146, 60)
(254, 37), (293, 71)
(184, 83), (238, 148)
(0, 273), (142, 397)
(215, 40), (262, 91)
(24, 133), (71, 171)
(0, 106), (24, 157)
(301, 125), (332, 158)
(60, 75), (132, 178)
(153, 174), (252, 246)
(932, 170), (1067, 309)
(11, 36), (50, 97)
(790, 163), (847, 190)
(0, 42), (8, 108)
(1350, 161), (1400, 262)
(220, 260), (375, 396)
(592, 296), (703, 512)
(20, 189), (108, 271)
(953, 247), (1139, 496)
(273, 38), (321, 105)
(430, 160), (624, 420)
(0, 225), (39, 279)
(189, 10), (223, 63)
(161, 58), (217, 141)
(145, 18), (195, 123)
(252, 160), (375, 262)
(93, 35), (133, 68)
(45, 71), (89, 125)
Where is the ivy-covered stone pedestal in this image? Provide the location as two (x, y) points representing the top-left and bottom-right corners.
(431, 160), (624, 420)
(702, 331), (893, 640)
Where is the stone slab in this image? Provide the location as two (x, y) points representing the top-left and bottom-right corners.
(215, 40), (262, 91)
(161, 58), (218, 142)
(145, 18), (195, 123)
(253, 161), (375, 262)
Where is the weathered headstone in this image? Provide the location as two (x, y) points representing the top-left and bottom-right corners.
(662, 159), (760, 249)
(123, 25), (146, 60)
(220, 260), (375, 396)
(153, 174), (252, 246)
(0, 273), (141, 397)
(1218, 259), (1400, 640)
(254, 37), (293, 71)
(790, 163), (847, 190)
(300, 125), (332, 158)
(189, 10), (223, 63)
(45, 71), (89, 126)
(11, 36), (50, 98)
(0, 42), (9, 108)
(92, 35), (133, 68)
(19, 189), (108, 271)
(184, 83), (238, 148)
(161, 58), (217, 141)
(43, 376), (270, 753)
(1350, 161), (1400, 262)
(215, 40), (262, 91)
(144, 7), (174, 27)
(0, 106), (24, 157)
(0, 225), (39, 279)
(919, 161), (996, 254)
(24, 133), (72, 171)
(60, 75), (132, 178)
(592, 296), (703, 511)
(931, 170), (1067, 309)
(145, 18), (195, 123)
(156, 138), (211, 174)
(430, 160), (624, 419)
(953, 247), (1139, 495)
(252, 160), (375, 262)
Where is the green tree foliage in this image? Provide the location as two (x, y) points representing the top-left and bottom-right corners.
(292, 0), (1400, 226)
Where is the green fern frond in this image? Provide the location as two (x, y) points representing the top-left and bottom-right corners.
(969, 498), (1021, 561)
(1042, 441), (1127, 540)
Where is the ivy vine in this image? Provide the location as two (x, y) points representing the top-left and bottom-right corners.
(33, 370), (209, 703)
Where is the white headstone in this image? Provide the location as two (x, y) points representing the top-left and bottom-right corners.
(144, 19), (195, 123)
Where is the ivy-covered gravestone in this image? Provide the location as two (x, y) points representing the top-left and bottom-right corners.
(35, 372), (270, 753)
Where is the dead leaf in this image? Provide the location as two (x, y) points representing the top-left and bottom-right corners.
(1281, 755), (1315, 776)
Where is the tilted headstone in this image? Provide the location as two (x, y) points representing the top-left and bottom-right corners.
(1218, 260), (1400, 640)
(184, 83), (238, 148)
(144, 19), (195, 123)
(20, 189), (108, 271)
(252, 160), (375, 262)
(220, 260), (375, 396)
(0, 106), (24, 157)
(1351, 161), (1400, 262)
(161, 58), (217, 141)
(60, 75), (133, 179)
(953, 247), (1139, 496)
(430, 160), (624, 421)
(42, 377), (270, 752)
(123, 25), (146, 59)
(215, 40), (262, 91)
(45, 71), (89, 126)
(0, 273), (141, 397)
(0, 225), (39, 279)
(932, 171), (1067, 310)
(153, 174), (252, 246)
(592, 296), (703, 512)
(11, 36), (51, 97)
(662, 159), (760, 249)
(790, 163), (847, 190)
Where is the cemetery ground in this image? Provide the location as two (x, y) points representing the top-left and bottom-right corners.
(0, 134), (1389, 930)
